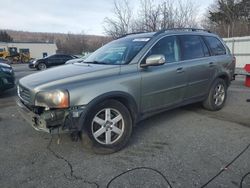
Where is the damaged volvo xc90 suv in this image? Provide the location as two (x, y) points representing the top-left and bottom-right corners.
(17, 28), (235, 153)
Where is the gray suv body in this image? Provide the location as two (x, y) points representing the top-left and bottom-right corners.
(17, 29), (235, 152)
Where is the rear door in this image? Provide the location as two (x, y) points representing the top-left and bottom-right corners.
(56, 55), (67, 65)
(203, 36), (233, 80)
(48, 55), (61, 66)
(179, 35), (214, 99)
(140, 35), (187, 113)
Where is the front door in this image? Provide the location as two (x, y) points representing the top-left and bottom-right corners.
(140, 36), (187, 114)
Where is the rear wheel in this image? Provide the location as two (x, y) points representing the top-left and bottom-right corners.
(37, 63), (47, 70)
(84, 100), (132, 154)
(202, 78), (227, 111)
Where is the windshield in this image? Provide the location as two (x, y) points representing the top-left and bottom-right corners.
(84, 37), (150, 65)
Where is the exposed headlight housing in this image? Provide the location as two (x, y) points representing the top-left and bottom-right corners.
(35, 90), (69, 108)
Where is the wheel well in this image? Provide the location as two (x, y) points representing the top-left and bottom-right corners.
(110, 96), (138, 125)
(218, 74), (230, 86)
(86, 94), (138, 125)
(39, 61), (46, 65)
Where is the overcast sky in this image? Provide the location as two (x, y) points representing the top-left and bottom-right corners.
(0, 0), (214, 35)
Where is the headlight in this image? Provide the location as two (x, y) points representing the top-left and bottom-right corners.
(35, 90), (69, 108)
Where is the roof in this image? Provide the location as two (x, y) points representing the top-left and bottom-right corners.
(121, 32), (156, 39)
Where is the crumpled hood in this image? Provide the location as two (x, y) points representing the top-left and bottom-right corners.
(19, 63), (120, 90)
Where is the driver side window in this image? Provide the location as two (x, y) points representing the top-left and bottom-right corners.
(146, 36), (180, 63)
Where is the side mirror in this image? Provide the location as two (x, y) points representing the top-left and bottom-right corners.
(141, 54), (166, 68)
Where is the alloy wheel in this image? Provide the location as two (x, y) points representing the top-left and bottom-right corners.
(91, 108), (125, 145)
(213, 83), (225, 106)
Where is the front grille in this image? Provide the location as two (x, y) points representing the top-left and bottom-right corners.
(18, 85), (31, 104)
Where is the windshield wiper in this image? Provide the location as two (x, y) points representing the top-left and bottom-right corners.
(83, 61), (109, 65)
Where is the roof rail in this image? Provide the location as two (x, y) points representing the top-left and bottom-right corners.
(154, 28), (211, 36)
(118, 32), (148, 39)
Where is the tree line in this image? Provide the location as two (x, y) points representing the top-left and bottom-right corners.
(104, 0), (250, 38)
(0, 31), (13, 42)
(0, 30), (110, 55)
(55, 33), (110, 54)
(204, 0), (250, 37)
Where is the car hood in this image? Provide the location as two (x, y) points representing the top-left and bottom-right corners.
(19, 63), (120, 91)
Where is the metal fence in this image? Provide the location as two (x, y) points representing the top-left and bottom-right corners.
(223, 36), (250, 68)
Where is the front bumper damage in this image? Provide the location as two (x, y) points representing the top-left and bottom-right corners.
(17, 99), (86, 134)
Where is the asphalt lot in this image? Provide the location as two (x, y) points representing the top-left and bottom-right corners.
(0, 64), (250, 188)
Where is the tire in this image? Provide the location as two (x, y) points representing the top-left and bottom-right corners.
(202, 78), (227, 111)
(83, 99), (132, 154)
(37, 63), (47, 70)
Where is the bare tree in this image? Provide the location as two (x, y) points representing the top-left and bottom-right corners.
(104, 0), (200, 38)
(135, 0), (162, 32)
(104, 0), (132, 39)
(161, 0), (176, 29)
(174, 0), (199, 28)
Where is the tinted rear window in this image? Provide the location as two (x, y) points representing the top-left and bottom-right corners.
(204, 36), (226, 56)
(179, 35), (205, 60)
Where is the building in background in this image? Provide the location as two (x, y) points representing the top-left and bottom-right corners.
(224, 36), (250, 68)
(0, 41), (57, 60)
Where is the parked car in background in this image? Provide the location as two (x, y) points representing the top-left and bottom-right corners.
(29, 54), (77, 70)
(18, 28), (235, 153)
(0, 63), (15, 92)
(0, 58), (10, 64)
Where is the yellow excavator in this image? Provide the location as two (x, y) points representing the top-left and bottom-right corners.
(0, 47), (8, 59)
(0, 47), (30, 63)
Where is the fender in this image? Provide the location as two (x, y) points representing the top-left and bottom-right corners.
(215, 72), (230, 86)
(78, 91), (139, 130)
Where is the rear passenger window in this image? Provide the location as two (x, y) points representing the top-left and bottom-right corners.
(204, 36), (226, 56)
(179, 35), (205, 60)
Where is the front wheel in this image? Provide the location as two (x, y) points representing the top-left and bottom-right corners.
(84, 100), (132, 154)
(37, 63), (47, 70)
(202, 78), (227, 111)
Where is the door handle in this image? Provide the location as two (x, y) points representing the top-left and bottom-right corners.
(176, 67), (184, 73)
(209, 62), (215, 67)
